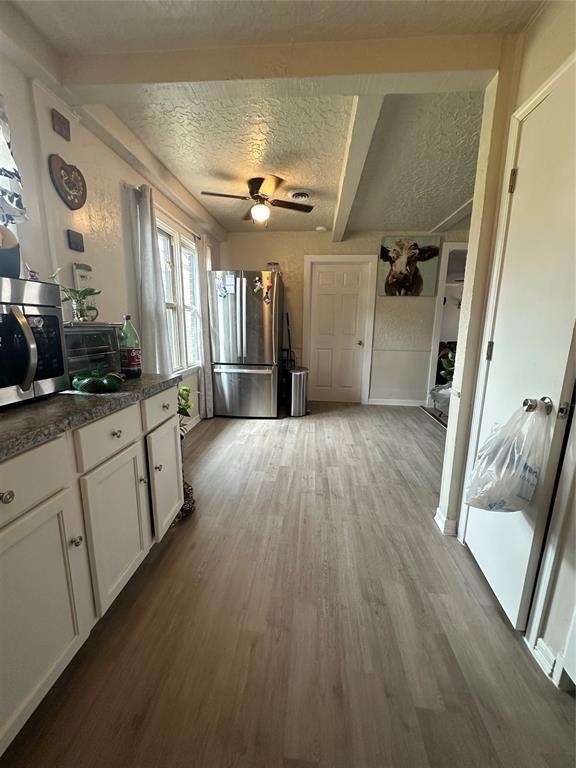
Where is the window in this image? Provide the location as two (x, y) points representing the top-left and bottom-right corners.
(157, 221), (202, 372)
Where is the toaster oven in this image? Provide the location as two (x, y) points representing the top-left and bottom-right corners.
(64, 322), (121, 378)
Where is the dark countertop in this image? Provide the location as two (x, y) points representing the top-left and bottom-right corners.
(0, 374), (182, 463)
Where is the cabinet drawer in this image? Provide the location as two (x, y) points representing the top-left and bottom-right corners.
(74, 404), (142, 473)
(0, 437), (70, 528)
(141, 387), (178, 433)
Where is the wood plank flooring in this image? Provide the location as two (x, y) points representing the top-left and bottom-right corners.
(2, 404), (574, 767)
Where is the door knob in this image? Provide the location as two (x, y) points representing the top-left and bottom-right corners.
(139, 477), (148, 485)
(162, 403), (170, 411)
(111, 429), (123, 438)
(357, 340), (364, 346)
(0, 490), (15, 505)
(69, 535), (83, 547)
(155, 464), (163, 472)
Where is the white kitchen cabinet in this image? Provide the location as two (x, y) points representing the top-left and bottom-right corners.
(146, 415), (184, 542)
(80, 441), (152, 616)
(0, 487), (94, 754)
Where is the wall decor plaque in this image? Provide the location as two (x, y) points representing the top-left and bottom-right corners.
(48, 154), (87, 210)
(51, 108), (71, 141)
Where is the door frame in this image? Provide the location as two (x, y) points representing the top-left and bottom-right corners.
(458, 53), (576, 544)
(426, 241), (468, 404)
(303, 254), (377, 404)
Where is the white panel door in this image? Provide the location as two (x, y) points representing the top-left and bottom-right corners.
(464, 63), (575, 630)
(81, 441), (152, 616)
(147, 416), (184, 542)
(309, 263), (369, 402)
(0, 489), (92, 753)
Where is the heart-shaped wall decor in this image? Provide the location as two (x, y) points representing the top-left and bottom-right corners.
(48, 154), (87, 210)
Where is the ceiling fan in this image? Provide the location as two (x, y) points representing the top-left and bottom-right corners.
(201, 175), (313, 223)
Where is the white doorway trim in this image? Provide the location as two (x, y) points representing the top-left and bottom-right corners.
(426, 241), (468, 404)
(457, 53), (576, 544)
(303, 254), (377, 404)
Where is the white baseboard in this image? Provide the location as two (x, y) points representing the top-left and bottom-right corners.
(367, 398), (427, 406)
(532, 638), (556, 677)
(180, 414), (201, 437)
(434, 507), (458, 536)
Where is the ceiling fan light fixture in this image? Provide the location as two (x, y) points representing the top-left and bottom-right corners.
(251, 203), (270, 223)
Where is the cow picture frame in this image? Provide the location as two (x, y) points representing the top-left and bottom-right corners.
(378, 235), (441, 297)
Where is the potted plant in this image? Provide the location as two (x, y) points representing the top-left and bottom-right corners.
(59, 286), (101, 322)
(439, 349), (456, 383)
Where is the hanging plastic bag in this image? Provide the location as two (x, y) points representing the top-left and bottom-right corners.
(465, 403), (549, 512)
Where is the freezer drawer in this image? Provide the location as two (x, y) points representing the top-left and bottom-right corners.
(213, 365), (278, 418)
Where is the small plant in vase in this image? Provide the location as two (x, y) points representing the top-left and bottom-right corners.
(60, 286), (101, 322)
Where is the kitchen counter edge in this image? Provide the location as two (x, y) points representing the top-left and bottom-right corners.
(0, 374), (183, 463)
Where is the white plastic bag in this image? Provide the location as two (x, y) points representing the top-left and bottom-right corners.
(430, 384), (451, 415)
(465, 404), (548, 512)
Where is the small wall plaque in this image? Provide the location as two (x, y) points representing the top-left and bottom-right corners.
(51, 109), (71, 141)
(67, 229), (85, 252)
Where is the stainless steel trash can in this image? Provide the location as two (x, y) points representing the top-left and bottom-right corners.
(290, 366), (308, 417)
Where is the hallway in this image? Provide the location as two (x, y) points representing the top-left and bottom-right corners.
(2, 405), (574, 768)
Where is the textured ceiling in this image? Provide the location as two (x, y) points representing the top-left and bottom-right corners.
(348, 91), (484, 232)
(114, 94), (352, 231)
(15, 1), (541, 54)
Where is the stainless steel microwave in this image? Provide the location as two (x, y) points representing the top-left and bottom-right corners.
(0, 277), (69, 408)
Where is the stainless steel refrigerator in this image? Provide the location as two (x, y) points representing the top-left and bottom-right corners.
(208, 270), (283, 417)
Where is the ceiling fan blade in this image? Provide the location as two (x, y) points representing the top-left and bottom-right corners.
(269, 199), (314, 213)
(259, 175), (283, 197)
(201, 191), (250, 200)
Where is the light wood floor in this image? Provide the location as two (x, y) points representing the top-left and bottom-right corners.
(2, 404), (574, 767)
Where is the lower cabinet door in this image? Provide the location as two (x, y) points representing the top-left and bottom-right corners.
(147, 415), (183, 542)
(0, 488), (92, 754)
(80, 441), (152, 616)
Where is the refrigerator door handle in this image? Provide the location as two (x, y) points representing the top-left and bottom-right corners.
(213, 367), (274, 375)
(242, 276), (247, 361)
(271, 273), (276, 364)
(235, 277), (242, 360)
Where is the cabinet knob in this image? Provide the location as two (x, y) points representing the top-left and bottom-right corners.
(162, 403), (170, 411)
(70, 535), (83, 547)
(0, 490), (15, 505)
(111, 429), (123, 438)
(139, 477), (148, 485)
(155, 464), (163, 472)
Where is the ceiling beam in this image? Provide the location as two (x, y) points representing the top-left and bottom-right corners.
(0, 2), (63, 91)
(59, 34), (502, 89)
(332, 96), (383, 242)
(430, 198), (474, 233)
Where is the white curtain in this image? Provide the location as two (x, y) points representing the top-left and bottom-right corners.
(124, 184), (171, 375)
(197, 235), (214, 418)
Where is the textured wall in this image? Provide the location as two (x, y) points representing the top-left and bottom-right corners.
(220, 229), (468, 401)
(31, 83), (199, 324)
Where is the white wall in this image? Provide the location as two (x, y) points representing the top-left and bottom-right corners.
(220, 229), (468, 402)
(1, 54), (201, 324)
(1, 54), (202, 413)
